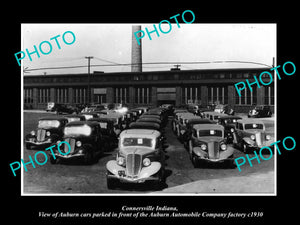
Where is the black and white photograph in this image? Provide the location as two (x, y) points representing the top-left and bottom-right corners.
(21, 23), (276, 195)
(5, 5), (298, 225)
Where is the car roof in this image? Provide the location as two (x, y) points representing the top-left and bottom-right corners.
(238, 119), (264, 124)
(88, 117), (114, 122)
(193, 124), (224, 130)
(129, 122), (160, 128)
(218, 115), (242, 120)
(39, 117), (68, 122)
(188, 118), (213, 124)
(120, 129), (161, 138)
(65, 121), (99, 127)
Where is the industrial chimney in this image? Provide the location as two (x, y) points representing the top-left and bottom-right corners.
(131, 25), (142, 72)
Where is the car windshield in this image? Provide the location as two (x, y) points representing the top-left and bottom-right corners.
(64, 125), (92, 136)
(198, 129), (223, 137)
(122, 138), (153, 148)
(245, 123), (264, 130)
(38, 120), (60, 128)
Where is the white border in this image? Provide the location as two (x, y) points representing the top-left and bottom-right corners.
(20, 23), (277, 196)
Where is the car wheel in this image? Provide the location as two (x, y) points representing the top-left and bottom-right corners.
(107, 176), (118, 189)
(49, 155), (58, 164)
(25, 143), (32, 150)
(84, 151), (93, 164)
(242, 142), (248, 153)
(191, 153), (199, 168)
(188, 140), (193, 156)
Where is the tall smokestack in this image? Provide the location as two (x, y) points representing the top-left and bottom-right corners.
(131, 25), (142, 72)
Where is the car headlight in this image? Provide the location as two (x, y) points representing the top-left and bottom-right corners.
(76, 141), (82, 147)
(78, 149), (84, 154)
(230, 128), (235, 132)
(143, 158), (151, 167)
(30, 130), (35, 136)
(56, 140), (61, 144)
(46, 131), (51, 136)
(220, 143), (227, 151)
(266, 135), (271, 140)
(117, 156), (125, 166)
(200, 144), (207, 151)
(250, 135), (255, 140)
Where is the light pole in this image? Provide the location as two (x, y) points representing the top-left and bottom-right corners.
(85, 56), (93, 104)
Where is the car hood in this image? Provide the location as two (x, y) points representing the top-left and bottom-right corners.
(244, 129), (265, 135)
(120, 146), (155, 156)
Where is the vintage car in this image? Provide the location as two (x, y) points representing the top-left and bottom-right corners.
(49, 121), (104, 164)
(248, 105), (272, 118)
(136, 117), (162, 125)
(187, 124), (234, 167)
(181, 118), (213, 147)
(203, 111), (224, 123)
(175, 114), (199, 138)
(233, 119), (274, 153)
(214, 104), (235, 115)
(79, 112), (99, 120)
(46, 102), (79, 114)
(106, 129), (165, 189)
(217, 115), (242, 143)
(63, 114), (86, 123)
(172, 112), (194, 134)
(88, 117), (118, 151)
(25, 117), (68, 149)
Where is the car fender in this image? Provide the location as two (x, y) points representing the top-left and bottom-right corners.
(192, 146), (207, 158)
(243, 137), (255, 146)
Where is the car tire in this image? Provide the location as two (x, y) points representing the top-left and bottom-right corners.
(106, 176), (118, 189)
(242, 142), (248, 154)
(191, 152), (199, 168)
(84, 151), (93, 164)
(188, 140), (193, 156)
(25, 143), (32, 150)
(49, 155), (58, 164)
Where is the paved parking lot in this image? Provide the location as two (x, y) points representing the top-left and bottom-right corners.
(22, 111), (275, 194)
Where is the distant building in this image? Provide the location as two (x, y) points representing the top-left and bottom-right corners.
(23, 67), (274, 112)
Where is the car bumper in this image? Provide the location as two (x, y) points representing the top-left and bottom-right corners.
(53, 152), (85, 159)
(25, 139), (52, 147)
(106, 160), (161, 183)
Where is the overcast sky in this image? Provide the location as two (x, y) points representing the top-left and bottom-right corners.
(21, 23), (276, 75)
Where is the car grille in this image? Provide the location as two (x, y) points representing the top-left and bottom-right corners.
(207, 141), (220, 159)
(255, 132), (262, 146)
(36, 129), (46, 142)
(63, 138), (75, 154)
(126, 153), (142, 177)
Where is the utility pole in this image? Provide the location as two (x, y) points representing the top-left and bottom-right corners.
(85, 56), (93, 104)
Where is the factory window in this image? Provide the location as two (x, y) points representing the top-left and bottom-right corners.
(134, 87), (152, 104)
(114, 87), (129, 104)
(37, 88), (50, 103)
(264, 85), (274, 105)
(182, 86), (201, 104)
(207, 86), (228, 105)
(235, 86), (257, 105)
(73, 87), (87, 104)
(56, 88), (69, 103)
(24, 88), (34, 104)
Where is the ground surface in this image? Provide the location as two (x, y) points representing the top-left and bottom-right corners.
(22, 111), (275, 194)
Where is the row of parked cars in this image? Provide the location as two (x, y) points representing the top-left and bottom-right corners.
(25, 106), (170, 189)
(172, 109), (274, 167)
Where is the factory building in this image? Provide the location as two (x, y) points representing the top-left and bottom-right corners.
(23, 25), (274, 112)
